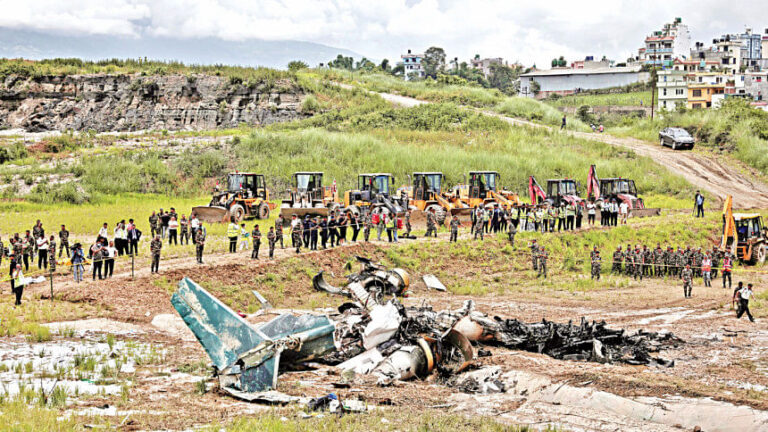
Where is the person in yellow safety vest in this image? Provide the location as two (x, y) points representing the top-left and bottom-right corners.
(541, 207), (549, 233)
(526, 209), (534, 232)
(566, 203), (576, 230)
(227, 219), (239, 253)
(556, 205), (565, 232)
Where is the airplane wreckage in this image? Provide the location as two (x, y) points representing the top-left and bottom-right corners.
(171, 257), (682, 400)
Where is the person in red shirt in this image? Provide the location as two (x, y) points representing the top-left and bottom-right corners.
(722, 254), (733, 289)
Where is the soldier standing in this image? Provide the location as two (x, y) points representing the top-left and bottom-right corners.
(449, 215), (460, 242)
(267, 227), (276, 259)
(404, 210), (412, 237)
(473, 210), (484, 240)
(59, 225), (70, 258)
(623, 244), (633, 276)
(275, 216), (284, 249)
(194, 224), (206, 264)
(48, 235), (57, 273)
(674, 247), (684, 277)
(633, 246), (644, 281)
(538, 247), (548, 278)
(681, 264), (693, 298)
(292, 217), (303, 254)
(251, 225), (261, 259)
(150, 235), (162, 274)
(363, 210), (372, 242)
(643, 245), (653, 277)
(694, 248), (704, 278)
(425, 208), (437, 238)
(591, 250), (602, 280)
(653, 244), (664, 277)
(508, 220), (517, 246)
(710, 246), (720, 279)
(612, 246), (623, 274)
(530, 240), (539, 271)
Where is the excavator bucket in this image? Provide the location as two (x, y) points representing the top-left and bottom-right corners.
(192, 205), (231, 223)
(629, 208), (662, 218)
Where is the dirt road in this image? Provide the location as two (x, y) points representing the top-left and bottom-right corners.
(374, 89), (768, 209)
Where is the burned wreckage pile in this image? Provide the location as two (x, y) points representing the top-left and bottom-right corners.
(171, 257), (682, 400)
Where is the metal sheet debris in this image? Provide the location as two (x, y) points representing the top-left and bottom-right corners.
(422, 274), (447, 291)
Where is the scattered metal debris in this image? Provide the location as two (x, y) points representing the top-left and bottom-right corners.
(171, 271), (682, 401)
(313, 256), (410, 308)
(422, 274), (447, 291)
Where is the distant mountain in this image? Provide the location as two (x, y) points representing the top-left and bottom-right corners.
(0, 28), (363, 69)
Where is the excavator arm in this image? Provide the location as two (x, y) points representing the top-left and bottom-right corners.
(529, 176), (546, 205)
(587, 165), (601, 200)
(721, 195), (737, 255)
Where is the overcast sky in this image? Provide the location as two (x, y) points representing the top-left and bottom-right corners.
(2, 0), (767, 67)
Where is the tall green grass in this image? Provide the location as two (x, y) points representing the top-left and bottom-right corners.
(546, 91), (652, 107)
(494, 98), (589, 131)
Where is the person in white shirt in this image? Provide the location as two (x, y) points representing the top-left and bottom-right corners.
(610, 200), (620, 226)
(12, 263), (25, 306)
(586, 200), (596, 226)
(619, 201), (629, 224)
(168, 216), (179, 245)
(98, 223), (109, 241)
(36, 236), (49, 269)
(735, 283), (755, 322)
(104, 240), (117, 278)
(190, 215), (200, 241)
(239, 223), (249, 251)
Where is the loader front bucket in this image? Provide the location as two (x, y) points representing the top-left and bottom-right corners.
(449, 207), (473, 216)
(279, 207), (330, 220)
(192, 206), (231, 223)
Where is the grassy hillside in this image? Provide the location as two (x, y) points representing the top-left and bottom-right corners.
(545, 90), (653, 107)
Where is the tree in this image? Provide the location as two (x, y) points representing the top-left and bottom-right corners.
(328, 54), (354, 70)
(355, 57), (376, 71)
(287, 60), (309, 72)
(487, 64), (520, 95)
(423, 46), (446, 78)
(380, 59), (390, 72)
(391, 64), (404, 76)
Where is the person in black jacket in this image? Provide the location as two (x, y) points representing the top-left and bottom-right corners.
(319, 217), (328, 249)
(328, 216), (338, 248)
(8, 253), (16, 296)
(309, 217), (318, 251)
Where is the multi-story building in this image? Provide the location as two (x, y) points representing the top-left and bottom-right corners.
(398, 49), (425, 81)
(470, 57), (505, 77)
(763, 29), (768, 60)
(671, 58), (719, 73)
(744, 71), (768, 100)
(687, 73), (727, 108)
(657, 69), (688, 111)
(717, 28), (763, 68)
(639, 18), (691, 67)
(716, 38), (744, 73)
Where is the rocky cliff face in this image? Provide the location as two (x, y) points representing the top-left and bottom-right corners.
(0, 74), (307, 132)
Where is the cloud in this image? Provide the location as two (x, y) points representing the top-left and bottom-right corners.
(1, 0), (767, 67)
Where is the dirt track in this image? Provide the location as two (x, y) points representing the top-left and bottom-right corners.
(375, 89), (768, 209)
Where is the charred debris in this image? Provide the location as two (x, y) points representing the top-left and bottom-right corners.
(171, 257), (682, 400)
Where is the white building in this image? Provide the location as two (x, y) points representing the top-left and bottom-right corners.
(518, 66), (649, 99)
(716, 39), (744, 73)
(398, 50), (425, 81)
(639, 18), (691, 67)
(657, 70), (687, 111)
(470, 57), (505, 77)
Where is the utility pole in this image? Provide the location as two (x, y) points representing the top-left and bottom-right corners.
(650, 64), (658, 120)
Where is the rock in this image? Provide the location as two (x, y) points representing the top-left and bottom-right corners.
(0, 74), (308, 132)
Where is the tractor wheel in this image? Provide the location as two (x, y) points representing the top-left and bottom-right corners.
(231, 204), (246, 223)
(258, 202), (270, 219)
(757, 243), (767, 264)
(346, 205), (360, 218)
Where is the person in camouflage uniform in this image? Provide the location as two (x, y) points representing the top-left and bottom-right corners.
(449, 215), (460, 242)
(643, 245), (653, 277)
(674, 247), (685, 278)
(652, 244), (664, 277)
(251, 225), (261, 259)
(404, 210), (412, 237)
(22, 231), (34, 271)
(292, 219), (303, 254)
(710, 246), (720, 279)
(275, 216), (285, 249)
(32, 220), (44, 254)
(362, 210), (372, 242)
(530, 240), (539, 271)
(623, 244), (633, 276)
(612, 246), (623, 274)
(633, 246), (644, 281)
(537, 247), (548, 279)
(267, 227), (276, 259)
(591, 250), (602, 280)
(150, 235), (162, 274)
(425, 208), (437, 238)
(693, 248), (704, 278)
(46, 235), (56, 273)
(473, 209), (484, 240)
(194, 225), (206, 264)
(508, 220), (517, 246)
(149, 212), (159, 238)
(12, 234), (22, 264)
(59, 225), (70, 258)
(0, 235), (3, 266)
(681, 264), (693, 298)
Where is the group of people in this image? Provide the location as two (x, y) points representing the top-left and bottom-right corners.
(148, 208), (202, 246)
